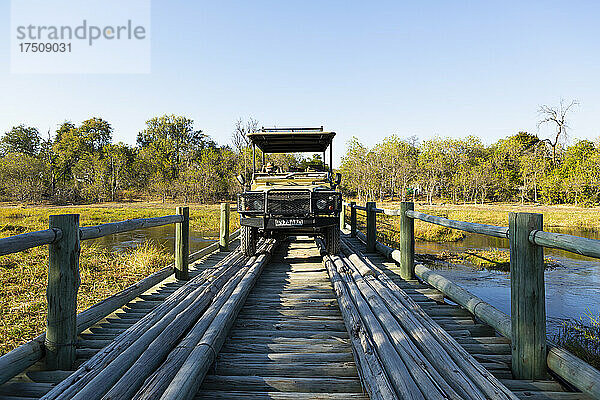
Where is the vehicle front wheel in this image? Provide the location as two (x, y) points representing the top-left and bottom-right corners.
(241, 226), (257, 256)
(325, 225), (340, 255)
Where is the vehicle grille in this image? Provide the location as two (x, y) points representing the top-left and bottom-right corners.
(267, 191), (311, 215)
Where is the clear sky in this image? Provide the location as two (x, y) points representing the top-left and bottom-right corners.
(1, 0), (599, 165)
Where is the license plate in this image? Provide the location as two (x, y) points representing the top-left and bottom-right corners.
(274, 219), (303, 227)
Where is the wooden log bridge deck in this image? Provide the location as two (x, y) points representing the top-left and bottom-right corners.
(1, 204), (599, 400)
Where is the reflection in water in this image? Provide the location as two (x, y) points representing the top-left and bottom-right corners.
(418, 227), (600, 336)
(85, 225), (215, 255)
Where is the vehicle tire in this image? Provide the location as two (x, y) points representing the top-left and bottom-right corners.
(241, 226), (257, 256)
(326, 225), (340, 255)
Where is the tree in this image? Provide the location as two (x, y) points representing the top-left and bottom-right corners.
(1, 125), (41, 156)
(231, 118), (259, 180)
(538, 99), (578, 165)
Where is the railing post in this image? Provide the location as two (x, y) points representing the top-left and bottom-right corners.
(340, 202), (346, 231)
(350, 202), (357, 237)
(220, 202), (230, 251)
(399, 202), (415, 280)
(175, 206), (189, 280)
(366, 201), (376, 252)
(46, 214), (80, 370)
(509, 212), (547, 379)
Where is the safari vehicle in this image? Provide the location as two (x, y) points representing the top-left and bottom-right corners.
(236, 127), (342, 256)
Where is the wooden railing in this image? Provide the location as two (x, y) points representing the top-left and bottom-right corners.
(343, 201), (600, 399)
(0, 204), (236, 385)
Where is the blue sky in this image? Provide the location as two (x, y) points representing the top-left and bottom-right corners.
(1, 0), (599, 165)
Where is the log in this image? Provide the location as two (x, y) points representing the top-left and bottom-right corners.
(340, 255), (463, 400)
(329, 256), (424, 400)
(398, 202), (415, 279)
(403, 251), (599, 399)
(79, 215), (184, 240)
(219, 203), (230, 251)
(341, 239), (519, 400)
(366, 202), (376, 252)
(105, 267), (249, 400)
(0, 228), (230, 385)
(323, 256), (398, 400)
(546, 346), (600, 399)
(131, 267), (249, 399)
(405, 210), (509, 239)
(0, 228), (61, 256)
(69, 253), (247, 400)
(509, 212), (546, 379)
(158, 241), (277, 400)
(350, 202), (357, 237)
(530, 230), (600, 261)
(175, 207), (190, 280)
(46, 214), (80, 370)
(40, 249), (245, 400)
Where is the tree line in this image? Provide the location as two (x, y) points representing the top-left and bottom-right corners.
(0, 115), (246, 204)
(339, 101), (600, 205)
(339, 132), (600, 205)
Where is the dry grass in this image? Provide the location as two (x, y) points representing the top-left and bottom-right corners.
(554, 313), (600, 369)
(0, 202), (237, 355)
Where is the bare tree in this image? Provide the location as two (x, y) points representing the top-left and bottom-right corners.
(231, 117), (259, 178)
(537, 99), (578, 165)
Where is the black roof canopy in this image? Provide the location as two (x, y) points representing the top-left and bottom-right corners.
(247, 127), (335, 153)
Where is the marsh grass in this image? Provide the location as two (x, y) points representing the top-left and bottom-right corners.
(0, 202), (236, 355)
(554, 313), (600, 369)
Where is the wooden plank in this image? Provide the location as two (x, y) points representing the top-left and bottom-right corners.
(200, 375), (363, 393)
(79, 215), (183, 240)
(195, 391), (369, 400)
(0, 228), (60, 256)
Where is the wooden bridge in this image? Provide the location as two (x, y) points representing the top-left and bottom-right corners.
(0, 202), (599, 400)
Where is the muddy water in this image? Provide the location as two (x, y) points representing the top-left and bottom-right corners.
(418, 227), (600, 336)
(85, 224), (216, 255)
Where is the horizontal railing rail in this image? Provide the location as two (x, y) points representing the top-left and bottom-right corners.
(80, 214), (184, 240)
(0, 228), (62, 256)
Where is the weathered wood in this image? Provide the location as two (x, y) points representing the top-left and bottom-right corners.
(195, 392), (369, 400)
(530, 230), (600, 260)
(399, 202), (415, 280)
(68, 257), (247, 400)
(159, 242), (277, 400)
(341, 256), (465, 399)
(40, 249), (244, 400)
(46, 214), (80, 371)
(405, 210), (509, 239)
(200, 375), (363, 393)
(107, 267), (249, 399)
(366, 202), (376, 252)
(340, 202), (346, 230)
(414, 264), (512, 338)
(350, 201), (357, 237)
(79, 215), (183, 240)
(324, 256), (398, 400)
(509, 212), (547, 380)
(330, 256), (424, 400)
(547, 346), (600, 399)
(175, 207), (190, 280)
(219, 202), (230, 251)
(0, 228), (61, 256)
(340, 241), (519, 400)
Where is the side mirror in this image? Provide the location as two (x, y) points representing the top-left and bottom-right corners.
(236, 174), (245, 186)
(334, 173), (341, 185)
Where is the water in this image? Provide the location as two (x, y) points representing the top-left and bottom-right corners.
(85, 224), (216, 255)
(417, 227), (600, 336)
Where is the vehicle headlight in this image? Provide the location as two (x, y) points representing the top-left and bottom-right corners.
(252, 200), (263, 210)
(238, 193), (264, 212)
(316, 199), (328, 210)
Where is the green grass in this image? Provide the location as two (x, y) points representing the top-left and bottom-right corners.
(554, 313), (600, 369)
(0, 202), (239, 355)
